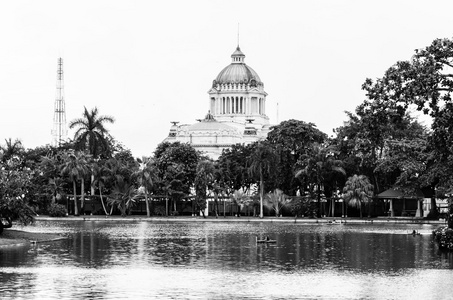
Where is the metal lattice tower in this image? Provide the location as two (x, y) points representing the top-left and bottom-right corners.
(51, 57), (67, 147)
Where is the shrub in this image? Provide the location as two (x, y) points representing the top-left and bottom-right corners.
(48, 203), (67, 217)
(153, 206), (166, 216)
(288, 196), (318, 218)
(433, 226), (453, 250)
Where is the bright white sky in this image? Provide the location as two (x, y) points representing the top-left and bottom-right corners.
(0, 0), (451, 157)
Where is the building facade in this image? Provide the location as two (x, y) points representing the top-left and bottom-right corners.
(164, 46), (270, 159)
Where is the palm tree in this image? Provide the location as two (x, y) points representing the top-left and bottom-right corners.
(231, 189), (245, 216)
(133, 156), (157, 217)
(108, 176), (137, 217)
(248, 142), (277, 218)
(92, 160), (111, 215)
(69, 106), (115, 157)
(343, 174), (374, 218)
(264, 189), (289, 217)
(69, 106), (115, 198)
(39, 154), (63, 204)
(295, 143), (345, 218)
(0, 138), (24, 163)
(61, 151), (90, 216)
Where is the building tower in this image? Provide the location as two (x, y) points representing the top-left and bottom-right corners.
(164, 45), (270, 160)
(51, 57), (67, 147)
(208, 46), (269, 129)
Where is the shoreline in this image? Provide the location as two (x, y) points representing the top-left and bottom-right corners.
(1, 215), (446, 247)
(35, 215), (448, 225)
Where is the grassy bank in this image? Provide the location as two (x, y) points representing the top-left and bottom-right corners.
(0, 229), (65, 247)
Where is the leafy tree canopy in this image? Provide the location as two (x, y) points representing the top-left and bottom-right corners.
(153, 142), (200, 196)
(362, 37), (453, 191)
(267, 119), (327, 154)
(266, 119), (327, 195)
(217, 143), (254, 193)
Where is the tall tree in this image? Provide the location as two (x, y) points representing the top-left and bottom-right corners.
(374, 126), (429, 194)
(69, 106), (115, 198)
(101, 155), (135, 215)
(266, 120), (327, 195)
(60, 151), (90, 216)
(295, 143), (345, 218)
(69, 107), (115, 158)
(133, 156), (157, 217)
(218, 143), (254, 197)
(92, 159), (112, 215)
(194, 159), (215, 218)
(154, 142), (199, 215)
(361, 38), (453, 216)
(333, 108), (429, 196)
(248, 141), (277, 218)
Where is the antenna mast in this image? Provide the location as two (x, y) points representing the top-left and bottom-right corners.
(51, 57), (67, 147)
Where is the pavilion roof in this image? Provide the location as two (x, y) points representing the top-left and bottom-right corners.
(376, 188), (425, 199)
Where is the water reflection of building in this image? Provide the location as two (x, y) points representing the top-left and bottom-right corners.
(164, 45), (271, 160)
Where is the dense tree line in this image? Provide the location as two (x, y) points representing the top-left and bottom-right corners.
(2, 37), (453, 233)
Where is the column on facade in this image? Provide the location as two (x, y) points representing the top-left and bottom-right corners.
(246, 97), (250, 115)
(389, 199), (394, 217)
(217, 97), (220, 114)
(416, 199), (422, 217)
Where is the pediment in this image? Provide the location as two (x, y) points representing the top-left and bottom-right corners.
(248, 87), (260, 93)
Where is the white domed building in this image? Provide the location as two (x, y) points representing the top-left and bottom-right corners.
(164, 46), (271, 160)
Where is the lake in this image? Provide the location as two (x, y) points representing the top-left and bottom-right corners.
(1, 220), (453, 299)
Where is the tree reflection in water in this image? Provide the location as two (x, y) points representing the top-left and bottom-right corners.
(1, 221), (453, 299)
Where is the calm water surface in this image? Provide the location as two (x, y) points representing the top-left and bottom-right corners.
(1, 220), (453, 299)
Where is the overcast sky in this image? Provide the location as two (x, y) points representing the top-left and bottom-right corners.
(1, 0), (452, 157)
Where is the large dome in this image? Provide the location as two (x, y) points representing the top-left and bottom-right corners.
(215, 64), (261, 85)
(213, 46), (262, 85)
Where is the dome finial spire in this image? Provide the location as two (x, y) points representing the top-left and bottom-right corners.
(232, 24), (245, 64)
(237, 23), (240, 48)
